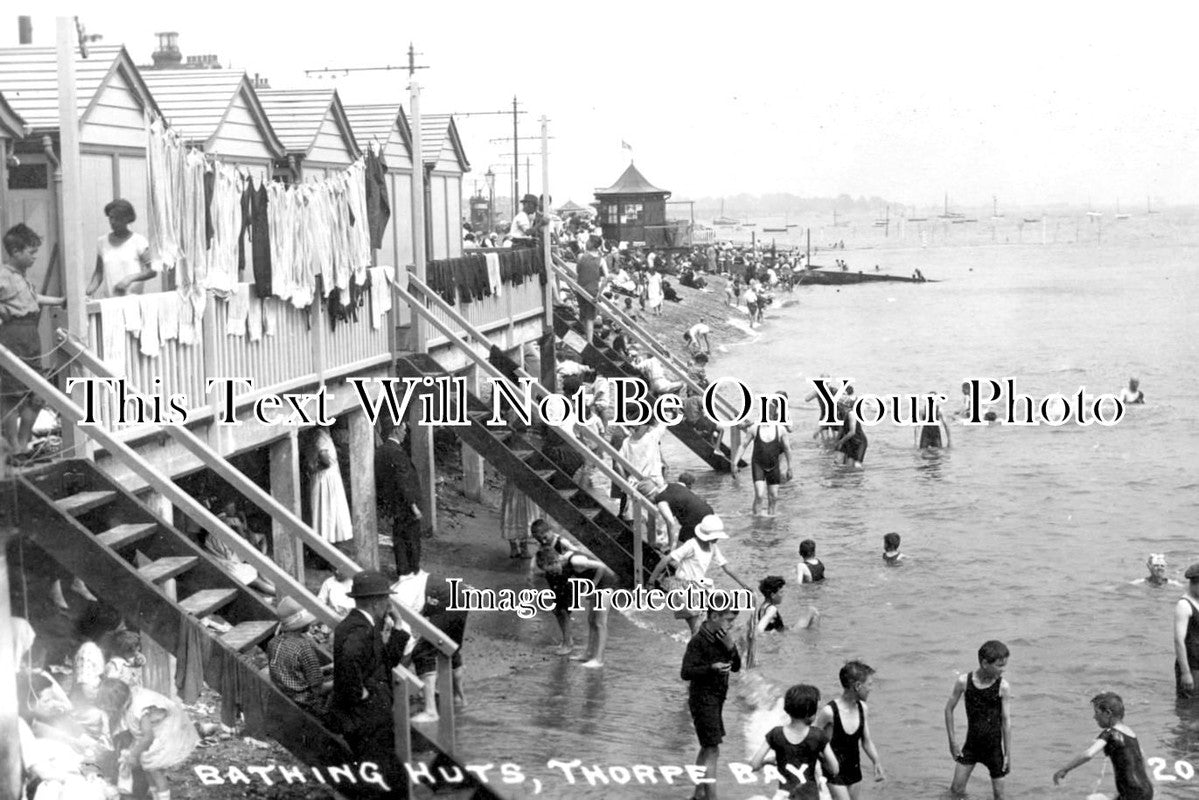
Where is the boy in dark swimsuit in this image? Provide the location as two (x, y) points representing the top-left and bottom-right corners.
(797, 539), (825, 583)
(814, 660), (886, 799)
(945, 640), (1011, 800)
(882, 533), (905, 565)
(1054, 692), (1153, 799)
(750, 684), (839, 800)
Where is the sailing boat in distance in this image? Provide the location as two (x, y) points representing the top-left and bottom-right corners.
(713, 199), (738, 226)
(1115, 198), (1130, 221)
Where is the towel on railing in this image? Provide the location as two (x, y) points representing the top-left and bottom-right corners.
(368, 266), (393, 330)
(177, 289), (198, 345)
(158, 292), (181, 343)
(225, 284), (251, 337)
(122, 295), (143, 334)
(138, 295), (162, 358)
(97, 298), (129, 377)
(247, 295), (264, 342)
(485, 252), (502, 298)
(262, 297), (278, 337)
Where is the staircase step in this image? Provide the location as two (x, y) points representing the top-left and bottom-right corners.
(56, 490), (117, 516)
(579, 508), (602, 520)
(556, 488), (579, 500)
(178, 588), (238, 618)
(533, 470), (556, 480)
(220, 620), (279, 653)
(96, 522), (158, 550)
(511, 449), (534, 460)
(138, 556), (199, 584)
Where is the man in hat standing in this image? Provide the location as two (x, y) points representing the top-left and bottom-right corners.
(376, 420), (425, 576)
(332, 571), (409, 782)
(1173, 563), (1199, 698)
(508, 194), (543, 247)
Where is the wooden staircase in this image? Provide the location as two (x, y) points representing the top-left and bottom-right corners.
(552, 304), (740, 472)
(8, 458), (502, 798)
(396, 353), (660, 586)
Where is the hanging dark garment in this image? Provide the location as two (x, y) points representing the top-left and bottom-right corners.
(251, 182), (272, 296)
(238, 176), (253, 274)
(203, 166), (216, 246)
(365, 151), (391, 250)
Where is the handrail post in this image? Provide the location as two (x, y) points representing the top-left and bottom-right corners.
(632, 503), (644, 588)
(435, 652), (456, 754)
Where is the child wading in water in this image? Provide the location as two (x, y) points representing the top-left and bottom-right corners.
(750, 683), (839, 799)
(882, 533), (904, 565)
(1053, 692), (1153, 800)
(814, 660), (886, 798)
(945, 640), (1012, 800)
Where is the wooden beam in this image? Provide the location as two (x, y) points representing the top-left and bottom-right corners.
(0, 525), (22, 800)
(269, 432), (304, 581)
(347, 409), (379, 570)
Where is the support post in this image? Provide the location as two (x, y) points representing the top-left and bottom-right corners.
(409, 82), (427, 354)
(347, 410), (379, 570)
(270, 431), (305, 581)
(0, 527), (22, 800)
(460, 366), (485, 501)
(409, 392), (436, 538)
(632, 503), (644, 588)
(56, 17), (88, 459)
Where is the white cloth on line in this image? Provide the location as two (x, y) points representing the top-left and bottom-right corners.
(225, 284), (251, 337)
(137, 295), (161, 358)
(262, 297), (278, 337)
(122, 296), (143, 334)
(158, 291), (181, 343)
(247, 296), (264, 342)
(177, 290), (197, 345)
(484, 252), (502, 298)
(97, 298), (128, 377)
(368, 266), (393, 330)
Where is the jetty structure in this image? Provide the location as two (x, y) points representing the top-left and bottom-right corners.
(0, 21), (740, 798)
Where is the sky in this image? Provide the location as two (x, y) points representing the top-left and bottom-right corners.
(5, 2), (1197, 211)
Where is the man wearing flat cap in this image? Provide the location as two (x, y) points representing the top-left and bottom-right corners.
(332, 570), (409, 781)
(508, 194), (546, 247)
(1174, 563), (1199, 699)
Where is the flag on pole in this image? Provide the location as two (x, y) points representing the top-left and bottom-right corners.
(621, 140), (633, 152)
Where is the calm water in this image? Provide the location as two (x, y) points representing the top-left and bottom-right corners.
(454, 215), (1199, 799)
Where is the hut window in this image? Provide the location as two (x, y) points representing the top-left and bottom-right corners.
(8, 163), (48, 190)
(620, 203), (643, 223)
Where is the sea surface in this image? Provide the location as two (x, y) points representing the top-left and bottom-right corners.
(453, 212), (1199, 799)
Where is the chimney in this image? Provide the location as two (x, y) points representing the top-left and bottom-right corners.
(151, 31), (182, 69)
(18, 16), (32, 45)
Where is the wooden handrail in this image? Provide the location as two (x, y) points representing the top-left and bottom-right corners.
(54, 330), (459, 658)
(393, 278), (663, 526)
(549, 257), (742, 420)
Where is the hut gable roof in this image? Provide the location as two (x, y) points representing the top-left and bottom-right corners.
(556, 199), (588, 214)
(420, 113), (470, 172)
(0, 44), (160, 132)
(594, 162), (670, 197)
(140, 69), (284, 156)
(0, 91), (27, 139)
(342, 102), (413, 163)
(258, 87), (360, 161)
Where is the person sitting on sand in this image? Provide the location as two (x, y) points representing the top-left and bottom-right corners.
(1121, 377), (1145, 405)
(1133, 553), (1181, 587)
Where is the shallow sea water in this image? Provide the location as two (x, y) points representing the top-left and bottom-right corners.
(454, 215), (1199, 799)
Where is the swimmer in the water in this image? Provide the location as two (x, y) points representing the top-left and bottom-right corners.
(805, 374), (836, 442)
(797, 539), (826, 583)
(915, 390), (952, 449)
(883, 532), (905, 565)
(953, 381), (972, 419)
(1120, 377), (1145, 405)
(1132, 553), (1182, 587)
(755, 575), (819, 634)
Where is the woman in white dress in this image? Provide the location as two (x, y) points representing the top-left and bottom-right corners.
(86, 199), (157, 298)
(308, 427), (353, 548)
(646, 269), (664, 315)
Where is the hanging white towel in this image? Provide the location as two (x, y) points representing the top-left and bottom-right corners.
(97, 298), (128, 377)
(484, 252), (502, 298)
(123, 296), (143, 334)
(225, 284), (251, 337)
(262, 297), (278, 337)
(177, 290), (197, 345)
(368, 266), (393, 330)
(247, 296), (264, 342)
(158, 292), (181, 343)
(137, 295), (162, 358)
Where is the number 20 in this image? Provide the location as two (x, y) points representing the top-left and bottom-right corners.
(1148, 757), (1195, 782)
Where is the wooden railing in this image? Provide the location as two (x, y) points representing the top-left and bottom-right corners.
(397, 272), (546, 353)
(84, 282), (392, 436)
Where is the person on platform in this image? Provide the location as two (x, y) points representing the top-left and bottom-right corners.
(331, 571), (409, 785)
(376, 420), (424, 576)
(86, 199), (156, 298)
(575, 235), (609, 341)
(0, 224), (65, 459)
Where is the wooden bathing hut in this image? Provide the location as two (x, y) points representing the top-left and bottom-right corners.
(0, 43), (163, 304)
(257, 87), (360, 180)
(343, 102), (415, 268)
(593, 161), (671, 247)
(139, 69), (285, 180)
(419, 113), (469, 259)
(0, 91), (28, 232)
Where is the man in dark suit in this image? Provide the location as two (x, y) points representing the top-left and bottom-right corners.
(375, 421), (424, 576)
(332, 570), (408, 789)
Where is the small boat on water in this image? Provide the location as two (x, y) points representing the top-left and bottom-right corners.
(786, 223), (799, 228)
(1022, 217), (1041, 224)
(762, 227), (787, 233)
(713, 199), (739, 225)
(798, 267), (935, 286)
